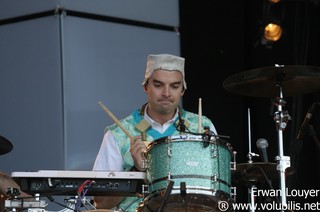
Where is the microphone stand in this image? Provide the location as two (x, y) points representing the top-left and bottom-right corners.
(248, 184), (257, 212)
(273, 85), (291, 211)
(308, 125), (320, 180)
(246, 108), (259, 212)
(309, 125), (320, 145)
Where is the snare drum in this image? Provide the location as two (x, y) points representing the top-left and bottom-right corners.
(140, 134), (234, 211)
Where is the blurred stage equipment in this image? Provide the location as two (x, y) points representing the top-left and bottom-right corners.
(296, 102), (320, 141)
(0, 135), (13, 155)
(223, 65), (320, 97)
(259, 0), (284, 46)
(264, 22), (282, 42)
(232, 162), (295, 185)
(223, 64), (320, 211)
(11, 170), (146, 196)
(269, 0), (281, 3)
(6, 170), (146, 212)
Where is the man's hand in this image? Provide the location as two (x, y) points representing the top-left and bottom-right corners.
(130, 135), (147, 171)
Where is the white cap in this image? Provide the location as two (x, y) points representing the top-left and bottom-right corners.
(142, 54), (187, 89)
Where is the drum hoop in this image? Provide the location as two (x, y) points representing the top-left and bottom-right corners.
(157, 134), (204, 141)
(140, 190), (235, 212)
(144, 188), (233, 203)
(147, 134), (232, 154)
(149, 174), (231, 188)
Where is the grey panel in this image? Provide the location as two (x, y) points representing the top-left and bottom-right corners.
(0, 0), (59, 19)
(0, 17), (64, 173)
(62, 16), (180, 170)
(0, 0), (179, 26)
(60, 0), (179, 26)
(0, 0), (180, 174)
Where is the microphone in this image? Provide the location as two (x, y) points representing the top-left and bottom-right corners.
(296, 103), (317, 141)
(256, 138), (269, 162)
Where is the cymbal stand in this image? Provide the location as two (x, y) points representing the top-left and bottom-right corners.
(246, 108), (259, 212)
(273, 85), (291, 211)
(248, 184), (257, 212)
(247, 108), (259, 163)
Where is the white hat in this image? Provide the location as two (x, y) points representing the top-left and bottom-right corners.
(142, 54), (187, 89)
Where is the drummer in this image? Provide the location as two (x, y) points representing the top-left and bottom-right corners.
(93, 53), (218, 211)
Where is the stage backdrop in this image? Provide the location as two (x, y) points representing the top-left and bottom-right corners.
(0, 0), (180, 172)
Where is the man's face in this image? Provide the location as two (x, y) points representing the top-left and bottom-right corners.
(144, 69), (185, 116)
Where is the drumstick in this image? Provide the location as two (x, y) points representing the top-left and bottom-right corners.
(198, 98), (202, 133)
(98, 101), (133, 139)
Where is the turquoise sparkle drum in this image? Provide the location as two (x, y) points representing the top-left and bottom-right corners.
(140, 134), (234, 211)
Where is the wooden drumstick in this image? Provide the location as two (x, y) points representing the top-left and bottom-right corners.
(98, 101), (133, 139)
(198, 98), (202, 133)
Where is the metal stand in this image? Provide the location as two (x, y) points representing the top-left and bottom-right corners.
(248, 185), (257, 212)
(247, 108), (259, 163)
(273, 86), (291, 211)
(5, 193), (47, 212)
(246, 108), (259, 211)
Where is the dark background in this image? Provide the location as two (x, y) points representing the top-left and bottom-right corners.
(179, 0), (320, 204)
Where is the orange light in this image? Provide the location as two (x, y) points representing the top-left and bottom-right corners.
(264, 23), (282, 41)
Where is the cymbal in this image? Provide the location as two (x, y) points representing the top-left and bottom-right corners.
(223, 65), (320, 97)
(232, 162), (295, 185)
(0, 135), (13, 155)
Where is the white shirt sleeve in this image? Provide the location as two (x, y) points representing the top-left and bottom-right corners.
(92, 130), (123, 171)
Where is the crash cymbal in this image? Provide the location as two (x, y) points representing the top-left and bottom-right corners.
(232, 162), (295, 185)
(0, 135), (13, 155)
(223, 65), (320, 97)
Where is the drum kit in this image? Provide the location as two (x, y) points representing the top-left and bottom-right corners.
(135, 65), (320, 211)
(139, 134), (236, 212)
